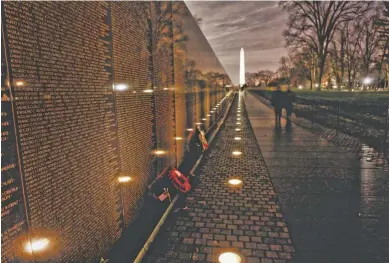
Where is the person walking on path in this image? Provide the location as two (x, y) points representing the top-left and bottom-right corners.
(271, 85), (283, 124)
(284, 87), (296, 120)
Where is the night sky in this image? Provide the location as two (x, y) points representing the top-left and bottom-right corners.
(186, 1), (288, 84)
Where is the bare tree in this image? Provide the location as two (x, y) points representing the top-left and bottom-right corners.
(281, 1), (371, 90)
(344, 22), (363, 90)
(258, 70), (274, 87)
(376, 2), (389, 89)
(358, 14), (381, 78)
(278, 56), (292, 84)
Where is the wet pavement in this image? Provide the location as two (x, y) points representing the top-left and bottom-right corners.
(144, 94), (295, 263)
(244, 90), (389, 263)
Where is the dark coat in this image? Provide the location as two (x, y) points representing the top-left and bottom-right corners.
(284, 90), (295, 109)
(271, 90), (284, 109)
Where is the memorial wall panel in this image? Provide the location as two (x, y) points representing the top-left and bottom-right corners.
(111, 2), (155, 227)
(172, 2), (189, 165)
(3, 2), (120, 262)
(151, 2), (176, 172)
(1, 26), (28, 263)
(1, 1), (231, 262)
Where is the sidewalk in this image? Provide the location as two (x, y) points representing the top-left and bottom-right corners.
(244, 90), (389, 263)
(144, 94), (295, 263)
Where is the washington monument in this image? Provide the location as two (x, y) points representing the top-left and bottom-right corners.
(240, 47), (245, 87)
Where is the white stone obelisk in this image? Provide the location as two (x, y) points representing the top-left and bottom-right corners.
(240, 47), (245, 87)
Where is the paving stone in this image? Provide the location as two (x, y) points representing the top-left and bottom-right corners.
(145, 95), (295, 262)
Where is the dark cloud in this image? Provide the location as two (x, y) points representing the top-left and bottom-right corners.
(185, 1), (288, 84)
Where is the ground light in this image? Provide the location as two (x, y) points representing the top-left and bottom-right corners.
(15, 80), (25, 87)
(24, 238), (50, 254)
(234, 137), (241, 140)
(228, 179), (242, 186)
(218, 252), (242, 263)
(118, 176), (132, 183)
(114, 84), (128, 91)
(153, 150), (166, 155)
(232, 151), (242, 156)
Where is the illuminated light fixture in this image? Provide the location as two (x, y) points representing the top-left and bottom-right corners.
(143, 89), (153, 93)
(175, 137), (183, 140)
(228, 179), (242, 186)
(202, 118), (207, 121)
(186, 128), (193, 132)
(236, 122), (241, 125)
(153, 150), (166, 155)
(298, 85), (303, 89)
(196, 122), (202, 125)
(24, 238), (50, 254)
(118, 176), (132, 183)
(234, 137), (241, 140)
(114, 84), (128, 91)
(210, 111), (214, 113)
(132, 91), (137, 93)
(219, 252), (242, 263)
(363, 77), (372, 85)
(163, 88), (169, 90)
(232, 151), (242, 156)
(235, 128), (241, 131)
(207, 114), (211, 117)
(237, 118), (241, 121)
(15, 81), (25, 87)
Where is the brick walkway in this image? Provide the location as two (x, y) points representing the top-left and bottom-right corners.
(144, 94), (295, 263)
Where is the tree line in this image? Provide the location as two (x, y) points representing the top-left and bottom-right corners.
(247, 1), (389, 91)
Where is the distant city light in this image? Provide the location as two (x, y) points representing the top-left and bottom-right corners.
(363, 77), (372, 85)
(234, 137), (241, 140)
(118, 176), (132, 183)
(143, 89), (153, 93)
(24, 238), (50, 254)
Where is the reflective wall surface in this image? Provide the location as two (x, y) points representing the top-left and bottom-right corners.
(1, 1), (231, 262)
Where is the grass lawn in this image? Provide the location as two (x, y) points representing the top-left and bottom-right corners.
(293, 90), (389, 103)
